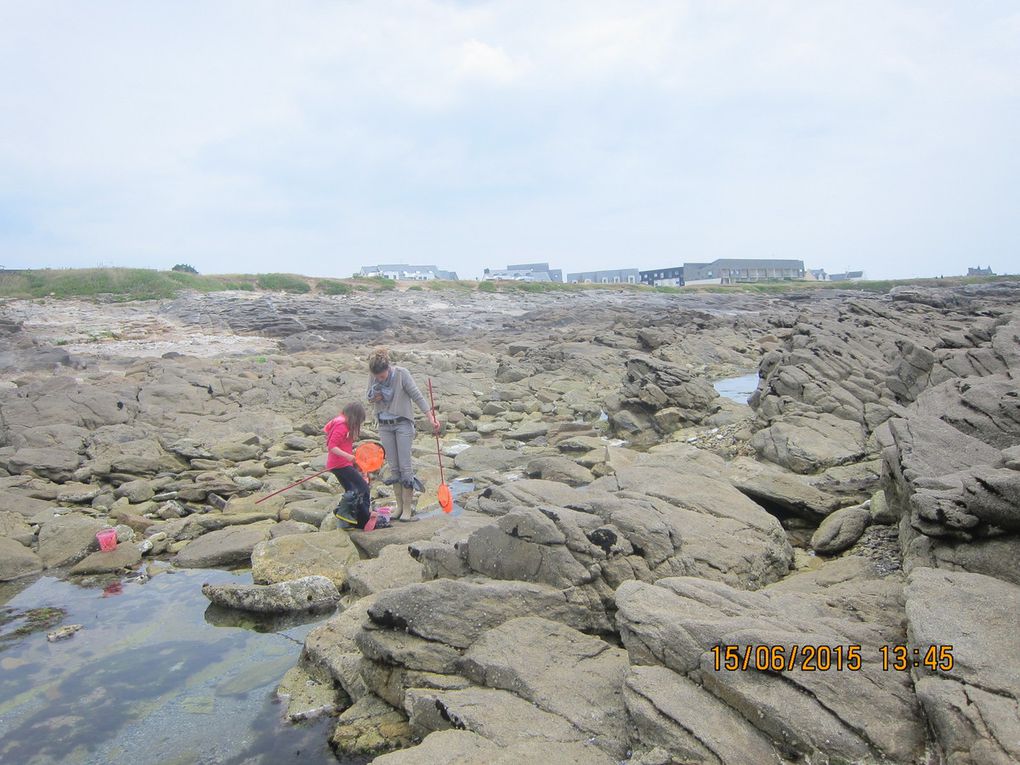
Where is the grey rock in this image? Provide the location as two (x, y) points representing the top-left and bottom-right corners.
(174, 521), (275, 568)
(366, 578), (612, 650)
(810, 503), (871, 554)
(347, 545), (423, 598)
(751, 412), (867, 473)
(453, 446), (527, 474)
(615, 575), (924, 763)
(251, 530), (360, 589)
(625, 665), (784, 765)
(0, 511), (35, 546)
(275, 664), (340, 721)
(405, 686), (591, 749)
(458, 616), (630, 758)
(7, 447), (82, 482)
(0, 536), (43, 581)
(69, 543), (143, 575)
(905, 567), (1020, 764)
(524, 456), (594, 486)
(37, 513), (107, 569)
(202, 575), (339, 613)
(114, 479), (155, 504)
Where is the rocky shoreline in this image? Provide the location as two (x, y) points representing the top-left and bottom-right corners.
(1, 282), (1018, 764)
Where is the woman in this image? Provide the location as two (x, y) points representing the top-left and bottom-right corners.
(367, 347), (439, 521)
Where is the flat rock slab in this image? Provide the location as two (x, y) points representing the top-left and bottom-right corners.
(458, 616), (630, 758)
(373, 729), (615, 765)
(615, 575), (924, 764)
(347, 545), (423, 598)
(251, 530), (360, 589)
(406, 686), (590, 749)
(366, 578), (611, 650)
(0, 536), (43, 581)
(453, 446), (529, 474)
(202, 575), (339, 613)
(905, 567), (1020, 764)
(70, 544), (143, 575)
(349, 511), (489, 558)
(0, 492), (54, 518)
(625, 665), (784, 765)
(175, 521), (275, 568)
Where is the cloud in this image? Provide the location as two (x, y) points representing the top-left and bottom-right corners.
(0, 1), (1017, 278)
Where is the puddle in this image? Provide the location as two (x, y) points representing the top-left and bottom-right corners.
(713, 372), (759, 404)
(410, 477), (474, 520)
(0, 569), (355, 765)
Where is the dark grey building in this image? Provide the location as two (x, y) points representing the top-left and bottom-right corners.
(639, 266), (684, 286)
(683, 259), (805, 284)
(967, 266), (995, 276)
(567, 268), (640, 284)
(829, 271), (865, 282)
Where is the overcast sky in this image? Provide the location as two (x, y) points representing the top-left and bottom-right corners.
(1, 1), (1017, 280)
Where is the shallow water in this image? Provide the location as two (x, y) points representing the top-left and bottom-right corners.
(713, 372), (759, 404)
(0, 568), (349, 765)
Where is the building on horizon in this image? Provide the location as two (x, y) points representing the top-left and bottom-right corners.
(639, 266), (684, 287)
(808, 268), (828, 281)
(484, 262), (563, 282)
(567, 268), (640, 285)
(967, 266), (995, 276)
(682, 258), (806, 285)
(829, 270), (865, 282)
(359, 264), (458, 281)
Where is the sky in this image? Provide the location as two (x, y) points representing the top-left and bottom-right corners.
(1, 1), (1018, 280)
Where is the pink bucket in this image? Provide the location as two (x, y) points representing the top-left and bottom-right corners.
(96, 528), (118, 552)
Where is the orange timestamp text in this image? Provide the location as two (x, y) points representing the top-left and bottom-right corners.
(709, 643), (954, 673)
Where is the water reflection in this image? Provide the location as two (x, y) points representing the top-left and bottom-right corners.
(0, 568), (346, 765)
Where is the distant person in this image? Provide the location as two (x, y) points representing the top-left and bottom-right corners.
(324, 403), (370, 528)
(367, 347), (439, 521)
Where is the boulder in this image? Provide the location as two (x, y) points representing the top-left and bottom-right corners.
(7, 447), (82, 482)
(69, 544), (143, 575)
(524, 456), (594, 486)
(330, 694), (412, 756)
(751, 412), (867, 473)
(114, 479), (155, 504)
(726, 456), (841, 518)
(251, 530), (360, 589)
(275, 664), (341, 721)
(37, 513), (107, 569)
(0, 511), (35, 546)
(201, 575), (340, 613)
(174, 521), (275, 568)
(0, 536), (43, 581)
(810, 504), (871, 554)
(453, 446), (527, 474)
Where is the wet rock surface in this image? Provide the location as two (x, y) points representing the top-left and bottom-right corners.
(1, 281), (1018, 764)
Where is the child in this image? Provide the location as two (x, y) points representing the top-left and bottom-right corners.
(324, 403), (371, 528)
